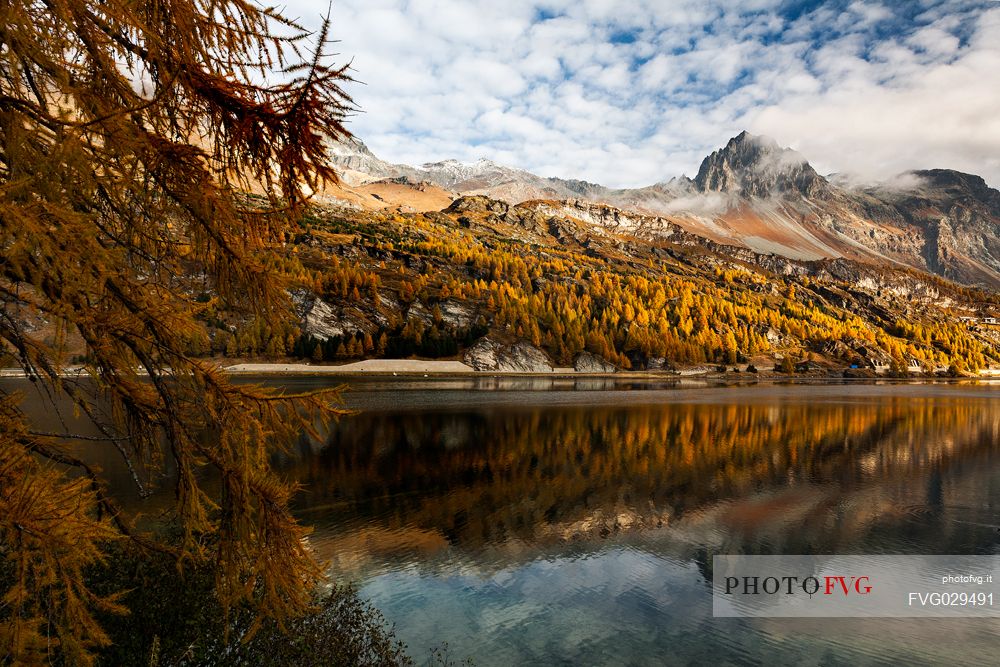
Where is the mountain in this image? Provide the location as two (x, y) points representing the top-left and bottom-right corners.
(861, 169), (1000, 284)
(325, 136), (406, 182)
(694, 130), (827, 198)
(162, 135), (1000, 376)
(325, 133), (1000, 288)
(327, 137), (611, 202)
(264, 188), (1000, 376)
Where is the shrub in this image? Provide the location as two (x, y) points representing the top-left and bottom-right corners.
(88, 545), (411, 667)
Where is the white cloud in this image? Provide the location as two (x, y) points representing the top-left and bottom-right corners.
(278, 0), (1000, 188)
(908, 25), (961, 56)
(747, 7), (1000, 183)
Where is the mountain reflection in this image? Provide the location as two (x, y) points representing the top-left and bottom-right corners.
(291, 395), (1000, 577)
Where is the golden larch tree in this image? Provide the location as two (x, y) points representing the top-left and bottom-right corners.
(1, 0), (354, 662)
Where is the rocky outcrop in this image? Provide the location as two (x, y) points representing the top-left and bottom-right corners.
(533, 200), (681, 240)
(912, 169), (1000, 215)
(295, 294), (376, 340)
(646, 357), (671, 371)
(573, 351), (616, 373)
(695, 131), (828, 198)
(445, 195), (509, 216)
(438, 300), (476, 328)
(463, 338), (553, 372)
(407, 300), (476, 329)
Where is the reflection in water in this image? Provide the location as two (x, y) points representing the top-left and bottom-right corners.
(296, 398), (1000, 563)
(288, 387), (1000, 666)
(9, 377), (1000, 665)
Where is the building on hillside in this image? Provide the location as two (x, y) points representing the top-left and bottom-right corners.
(856, 346), (892, 373)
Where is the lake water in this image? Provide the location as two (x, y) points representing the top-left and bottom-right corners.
(8, 377), (1000, 665)
(285, 379), (1000, 666)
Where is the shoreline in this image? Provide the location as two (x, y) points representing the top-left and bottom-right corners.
(209, 360), (1000, 381)
(2, 358), (996, 381)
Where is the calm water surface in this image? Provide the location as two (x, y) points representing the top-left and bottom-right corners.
(9, 377), (1000, 665)
(282, 379), (1000, 666)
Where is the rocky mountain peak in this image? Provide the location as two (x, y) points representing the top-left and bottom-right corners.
(327, 134), (371, 156)
(325, 136), (405, 184)
(694, 131), (827, 199)
(910, 169), (1000, 215)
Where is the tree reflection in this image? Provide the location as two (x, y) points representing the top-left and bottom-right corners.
(290, 398), (1000, 556)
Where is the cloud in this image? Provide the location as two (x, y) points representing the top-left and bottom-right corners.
(746, 6), (1000, 183)
(279, 0), (1000, 188)
(831, 170), (931, 191)
(659, 192), (733, 216)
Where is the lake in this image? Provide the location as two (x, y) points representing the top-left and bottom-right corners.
(8, 377), (1000, 665)
(286, 379), (1000, 666)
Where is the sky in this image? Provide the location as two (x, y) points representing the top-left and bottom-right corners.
(279, 0), (1000, 188)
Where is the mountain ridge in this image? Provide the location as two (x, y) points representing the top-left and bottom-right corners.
(325, 132), (1000, 288)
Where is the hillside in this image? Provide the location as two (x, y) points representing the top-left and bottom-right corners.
(196, 190), (1000, 376)
(327, 132), (1000, 289)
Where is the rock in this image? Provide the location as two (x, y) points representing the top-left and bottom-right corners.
(438, 300), (475, 328)
(534, 200), (680, 240)
(406, 300), (475, 329)
(463, 339), (500, 370)
(463, 338), (552, 372)
(445, 195), (509, 216)
(695, 131), (828, 199)
(298, 296), (375, 340)
(406, 301), (435, 325)
(374, 294), (402, 327)
(573, 351), (616, 373)
(646, 358), (666, 371)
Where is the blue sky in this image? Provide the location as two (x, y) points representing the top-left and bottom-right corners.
(282, 0), (1000, 187)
